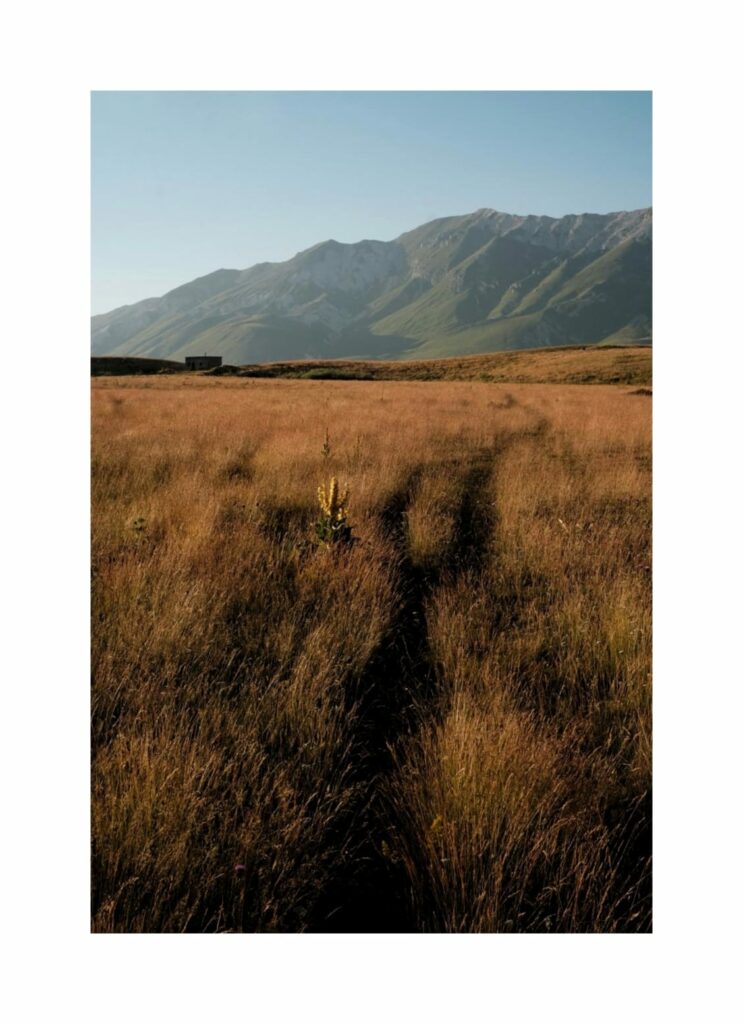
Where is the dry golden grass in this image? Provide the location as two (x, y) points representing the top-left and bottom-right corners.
(92, 344), (651, 385)
(241, 345), (650, 384)
(92, 374), (651, 932)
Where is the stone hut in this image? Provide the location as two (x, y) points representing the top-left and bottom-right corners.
(185, 355), (222, 371)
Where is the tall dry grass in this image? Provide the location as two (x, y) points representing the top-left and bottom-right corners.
(92, 375), (651, 931)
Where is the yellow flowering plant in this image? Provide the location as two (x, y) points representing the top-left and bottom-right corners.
(315, 476), (354, 546)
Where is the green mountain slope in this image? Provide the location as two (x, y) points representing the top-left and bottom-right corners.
(92, 207), (651, 362)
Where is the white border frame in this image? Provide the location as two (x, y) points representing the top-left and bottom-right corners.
(4, 1), (742, 1021)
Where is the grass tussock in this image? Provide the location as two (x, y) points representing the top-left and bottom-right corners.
(92, 375), (651, 932)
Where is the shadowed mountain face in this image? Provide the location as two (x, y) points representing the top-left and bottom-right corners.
(92, 208), (652, 362)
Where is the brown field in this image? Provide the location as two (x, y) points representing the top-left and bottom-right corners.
(91, 343), (652, 386)
(92, 373), (651, 932)
(240, 345), (651, 385)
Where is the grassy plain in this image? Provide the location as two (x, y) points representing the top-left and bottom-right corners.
(91, 369), (651, 932)
(92, 343), (651, 385)
(243, 345), (651, 384)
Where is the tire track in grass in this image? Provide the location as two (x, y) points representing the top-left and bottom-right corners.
(310, 446), (502, 932)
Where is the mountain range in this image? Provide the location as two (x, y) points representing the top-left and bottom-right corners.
(91, 207), (652, 363)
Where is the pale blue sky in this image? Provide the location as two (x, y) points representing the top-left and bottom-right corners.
(91, 91), (651, 314)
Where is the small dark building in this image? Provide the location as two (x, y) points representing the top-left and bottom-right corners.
(185, 355), (222, 371)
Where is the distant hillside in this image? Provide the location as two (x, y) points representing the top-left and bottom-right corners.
(91, 356), (187, 375)
(92, 346), (651, 387)
(92, 208), (652, 363)
(241, 345), (652, 386)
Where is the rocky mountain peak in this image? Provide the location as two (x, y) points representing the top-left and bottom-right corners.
(92, 206), (651, 364)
